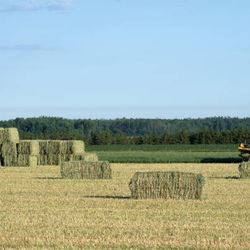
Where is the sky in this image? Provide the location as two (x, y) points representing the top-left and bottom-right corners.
(0, 0), (250, 120)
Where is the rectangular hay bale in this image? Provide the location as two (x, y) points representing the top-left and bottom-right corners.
(1, 142), (17, 155)
(238, 162), (250, 178)
(129, 171), (205, 200)
(72, 152), (98, 162)
(2, 128), (19, 143)
(0, 128), (4, 144)
(17, 154), (37, 167)
(2, 155), (18, 167)
(61, 161), (112, 179)
(17, 140), (39, 155)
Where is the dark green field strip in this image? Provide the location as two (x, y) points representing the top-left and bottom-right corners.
(93, 150), (241, 163)
(87, 144), (238, 152)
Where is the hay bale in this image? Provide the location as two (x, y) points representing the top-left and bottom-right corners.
(71, 140), (85, 154)
(60, 141), (80, 154)
(38, 140), (61, 154)
(129, 171), (205, 200)
(60, 140), (85, 154)
(239, 162), (250, 178)
(37, 154), (60, 166)
(38, 140), (84, 155)
(72, 153), (98, 162)
(0, 128), (4, 144)
(61, 161), (112, 179)
(1, 142), (17, 155)
(17, 154), (37, 167)
(17, 140), (39, 155)
(2, 155), (17, 166)
(2, 128), (19, 143)
(60, 154), (73, 163)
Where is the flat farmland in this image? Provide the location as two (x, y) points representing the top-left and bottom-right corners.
(87, 144), (241, 163)
(0, 163), (249, 249)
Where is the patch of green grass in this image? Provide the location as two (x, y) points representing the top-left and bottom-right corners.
(87, 144), (241, 163)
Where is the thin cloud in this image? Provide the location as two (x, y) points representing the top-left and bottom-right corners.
(0, 44), (56, 51)
(0, 0), (73, 12)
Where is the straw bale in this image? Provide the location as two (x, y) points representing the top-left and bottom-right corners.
(0, 128), (4, 144)
(72, 153), (98, 162)
(17, 140), (39, 155)
(38, 140), (61, 154)
(129, 171), (205, 200)
(37, 154), (60, 165)
(61, 161), (112, 179)
(1, 142), (17, 156)
(2, 128), (19, 143)
(60, 154), (73, 163)
(59, 140), (85, 154)
(38, 140), (84, 155)
(238, 162), (250, 178)
(2, 155), (17, 166)
(70, 140), (85, 154)
(17, 154), (37, 167)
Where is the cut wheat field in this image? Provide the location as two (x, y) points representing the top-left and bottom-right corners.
(0, 163), (249, 249)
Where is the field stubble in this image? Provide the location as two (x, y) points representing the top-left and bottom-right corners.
(0, 163), (249, 249)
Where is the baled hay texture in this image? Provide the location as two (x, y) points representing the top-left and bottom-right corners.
(17, 140), (39, 155)
(1, 142), (17, 156)
(58, 140), (85, 154)
(61, 161), (112, 179)
(71, 140), (85, 154)
(2, 128), (19, 143)
(17, 154), (37, 167)
(37, 154), (60, 166)
(129, 171), (205, 200)
(59, 154), (73, 163)
(0, 128), (4, 144)
(238, 162), (250, 178)
(38, 140), (61, 154)
(38, 140), (84, 155)
(2, 155), (17, 167)
(72, 153), (98, 162)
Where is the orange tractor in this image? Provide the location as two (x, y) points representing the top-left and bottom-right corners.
(238, 143), (250, 161)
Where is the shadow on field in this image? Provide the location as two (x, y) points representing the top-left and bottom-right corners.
(34, 177), (62, 180)
(82, 195), (131, 200)
(209, 176), (240, 180)
(201, 157), (241, 163)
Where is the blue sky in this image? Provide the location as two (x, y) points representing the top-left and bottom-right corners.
(0, 0), (249, 120)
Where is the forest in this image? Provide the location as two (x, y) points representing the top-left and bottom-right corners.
(0, 116), (250, 145)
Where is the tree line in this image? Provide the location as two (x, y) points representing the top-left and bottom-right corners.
(0, 116), (250, 145)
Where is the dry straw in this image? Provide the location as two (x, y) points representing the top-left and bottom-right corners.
(238, 162), (250, 178)
(17, 140), (39, 156)
(2, 128), (19, 143)
(1, 142), (17, 156)
(61, 161), (112, 179)
(17, 155), (37, 167)
(2, 155), (18, 167)
(0, 128), (4, 144)
(72, 153), (98, 162)
(129, 171), (205, 200)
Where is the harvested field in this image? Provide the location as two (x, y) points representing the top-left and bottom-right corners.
(0, 163), (249, 249)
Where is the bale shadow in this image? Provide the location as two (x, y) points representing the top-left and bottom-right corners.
(209, 176), (240, 180)
(225, 176), (240, 180)
(82, 195), (131, 200)
(34, 177), (63, 180)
